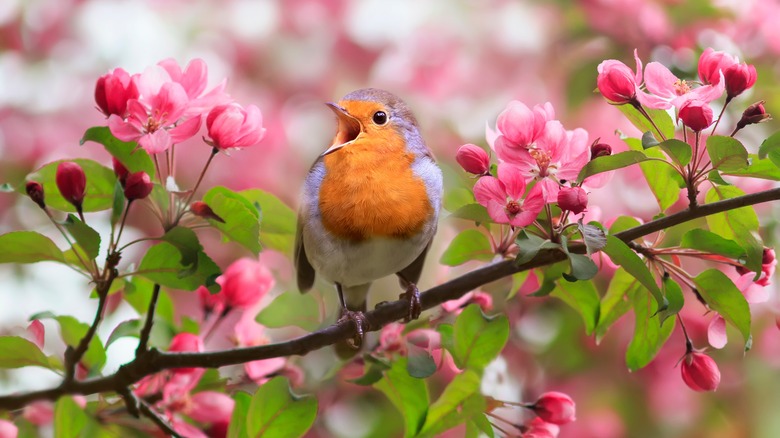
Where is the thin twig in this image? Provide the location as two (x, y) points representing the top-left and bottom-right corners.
(136, 283), (161, 355)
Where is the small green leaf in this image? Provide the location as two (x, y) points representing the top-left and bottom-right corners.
(0, 231), (65, 264)
(724, 154), (780, 181)
(23, 159), (117, 212)
(106, 319), (141, 348)
(529, 261), (567, 297)
(578, 221), (607, 256)
(705, 185), (763, 273)
(406, 343), (437, 378)
(61, 214), (101, 260)
(256, 292), (321, 331)
(420, 370), (481, 435)
(37, 315), (106, 373)
(440, 229), (494, 266)
(349, 356), (392, 386)
(137, 242), (221, 291)
(551, 278), (600, 334)
(608, 216), (642, 235)
(707, 135), (749, 172)
(625, 138), (680, 211)
(641, 131), (660, 148)
(758, 130), (780, 161)
(203, 187), (262, 256)
(449, 203), (494, 226)
(657, 277), (684, 325)
(227, 391), (252, 438)
(246, 376), (317, 438)
(54, 396), (89, 438)
(443, 187), (475, 213)
(680, 229), (744, 259)
(694, 269), (751, 348)
(110, 180), (125, 226)
(576, 150), (650, 183)
(603, 235), (666, 310)
(560, 237), (598, 281)
(515, 232), (559, 265)
(81, 126), (155, 176)
(161, 226), (202, 268)
(617, 104), (675, 140)
(374, 358), (429, 438)
(708, 169), (732, 185)
(240, 189), (297, 254)
(0, 336), (51, 369)
(595, 267), (641, 343)
(626, 289), (675, 371)
(658, 139), (692, 167)
(453, 304), (509, 372)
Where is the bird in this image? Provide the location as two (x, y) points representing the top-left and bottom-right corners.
(295, 88), (442, 350)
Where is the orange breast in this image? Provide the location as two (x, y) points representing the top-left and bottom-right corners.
(319, 130), (432, 241)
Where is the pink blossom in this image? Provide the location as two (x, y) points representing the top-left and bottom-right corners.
(22, 401), (53, 425)
(532, 391), (576, 425)
(95, 67), (139, 118)
(677, 100), (714, 132)
(26, 319), (44, 349)
(723, 63), (757, 99)
(493, 101), (554, 163)
(216, 258), (274, 310)
(596, 49), (644, 105)
(681, 351), (720, 392)
(379, 322), (406, 354)
(643, 61), (724, 110)
(168, 332), (204, 375)
(557, 186), (588, 214)
(473, 163), (545, 227)
(456, 144), (490, 175)
(0, 419), (17, 438)
(441, 291), (494, 314)
(157, 58), (231, 117)
(234, 317), (286, 384)
(197, 285), (227, 316)
(206, 103), (266, 150)
(171, 419), (209, 438)
(697, 48), (738, 86)
(707, 315), (727, 349)
(524, 417), (560, 438)
(123, 171), (153, 201)
(187, 391), (235, 424)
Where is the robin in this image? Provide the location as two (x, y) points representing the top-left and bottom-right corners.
(295, 88), (443, 350)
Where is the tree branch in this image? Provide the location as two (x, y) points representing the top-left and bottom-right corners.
(1, 186), (778, 412)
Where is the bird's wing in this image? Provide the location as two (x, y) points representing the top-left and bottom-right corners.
(294, 212), (315, 293)
(396, 235), (434, 286)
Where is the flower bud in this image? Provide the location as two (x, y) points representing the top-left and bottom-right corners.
(191, 201), (225, 223)
(524, 417), (560, 438)
(697, 48), (737, 85)
(681, 351), (721, 392)
(456, 144), (490, 175)
(168, 332), (203, 375)
(735, 101), (771, 131)
(216, 258), (274, 310)
(597, 60), (638, 105)
(206, 103), (266, 150)
(55, 162), (86, 211)
(590, 142), (612, 159)
(25, 181), (46, 209)
(123, 171), (153, 201)
(723, 63), (757, 99)
(678, 100), (713, 132)
(112, 157), (129, 187)
(531, 391), (576, 425)
(557, 187), (588, 214)
(0, 419), (18, 438)
(197, 285), (226, 316)
(95, 68), (138, 117)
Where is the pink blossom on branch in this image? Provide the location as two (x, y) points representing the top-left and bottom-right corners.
(94, 67), (139, 118)
(216, 257), (274, 310)
(157, 58), (231, 117)
(681, 351), (721, 392)
(456, 144), (490, 175)
(643, 61), (724, 110)
(723, 62), (757, 99)
(205, 103), (266, 150)
(596, 49), (645, 105)
(473, 163), (545, 227)
(531, 391), (577, 425)
(492, 101), (554, 163)
(697, 48), (738, 86)
(677, 99), (714, 132)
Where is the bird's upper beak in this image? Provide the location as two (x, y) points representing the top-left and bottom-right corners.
(322, 102), (362, 156)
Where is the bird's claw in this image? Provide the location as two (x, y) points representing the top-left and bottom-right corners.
(400, 283), (422, 322)
(339, 309), (368, 349)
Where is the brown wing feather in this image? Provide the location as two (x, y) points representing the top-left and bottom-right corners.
(396, 236), (434, 287)
(294, 214), (315, 293)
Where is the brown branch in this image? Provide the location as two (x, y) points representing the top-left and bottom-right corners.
(1, 186), (779, 412)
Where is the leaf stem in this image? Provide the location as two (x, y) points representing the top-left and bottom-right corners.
(136, 283), (161, 355)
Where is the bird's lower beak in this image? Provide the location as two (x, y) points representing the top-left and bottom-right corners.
(322, 102), (362, 156)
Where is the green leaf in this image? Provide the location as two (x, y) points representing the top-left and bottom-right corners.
(708, 169), (732, 185)
(110, 180), (125, 226)
(694, 269), (751, 348)
(657, 277), (684, 325)
(625, 289), (675, 371)
(528, 261), (567, 297)
(723, 154), (780, 181)
(658, 139), (692, 167)
(440, 229), (493, 266)
(54, 396), (89, 438)
(608, 216), (642, 235)
(407, 343), (437, 378)
(227, 391), (252, 438)
(246, 376), (317, 438)
(641, 130), (660, 148)
(443, 187), (475, 213)
(37, 314), (106, 372)
(595, 267), (641, 343)
(617, 105), (676, 140)
(551, 278), (600, 334)
(137, 242), (221, 291)
(625, 137), (680, 211)
(0, 336), (51, 369)
(602, 235), (666, 310)
(515, 232), (559, 265)
(578, 221), (607, 256)
(61, 214), (101, 260)
(349, 356), (391, 386)
(576, 150), (650, 183)
(758, 130), (780, 161)
(23, 159), (117, 212)
(240, 189), (297, 254)
(453, 304), (509, 372)
(373, 358), (429, 438)
(705, 186), (763, 273)
(560, 237), (598, 281)
(680, 229), (744, 259)
(203, 187), (262, 255)
(449, 203), (493, 226)
(160, 226), (202, 268)
(706, 135), (749, 172)
(420, 370), (481, 435)
(0, 231), (65, 264)
(105, 319), (141, 348)
(81, 126), (155, 176)
(256, 292), (321, 331)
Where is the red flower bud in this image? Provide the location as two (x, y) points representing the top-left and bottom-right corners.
(55, 162), (86, 210)
(456, 144), (490, 175)
(216, 258), (274, 310)
(723, 63), (757, 99)
(123, 171), (153, 201)
(25, 181), (46, 209)
(590, 142), (612, 159)
(678, 100), (713, 132)
(95, 68), (138, 117)
(557, 186), (588, 214)
(112, 157), (129, 187)
(681, 351), (721, 392)
(168, 332), (203, 375)
(697, 48), (737, 85)
(531, 391), (576, 425)
(736, 101), (771, 131)
(191, 201), (225, 223)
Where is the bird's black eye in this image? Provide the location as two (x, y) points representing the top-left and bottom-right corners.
(372, 111), (388, 125)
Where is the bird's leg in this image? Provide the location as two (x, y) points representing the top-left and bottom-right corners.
(336, 283), (368, 348)
(397, 274), (422, 322)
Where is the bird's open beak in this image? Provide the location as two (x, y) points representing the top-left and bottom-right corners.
(322, 102), (362, 156)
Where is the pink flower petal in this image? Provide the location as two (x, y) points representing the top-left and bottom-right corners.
(643, 62), (679, 99)
(497, 163), (526, 201)
(708, 315), (728, 349)
(486, 199), (510, 224)
(107, 115), (142, 142)
(139, 129), (172, 154)
(27, 320), (44, 349)
(188, 391), (235, 424)
(170, 115), (202, 144)
(473, 176), (506, 207)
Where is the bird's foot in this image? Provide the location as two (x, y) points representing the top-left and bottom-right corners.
(338, 309), (368, 349)
(400, 283), (422, 322)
